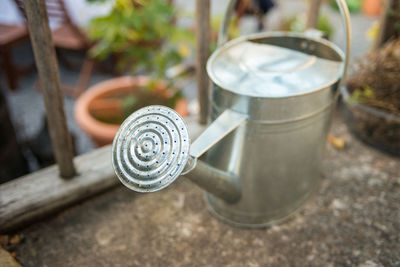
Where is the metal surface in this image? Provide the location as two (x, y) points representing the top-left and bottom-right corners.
(208, 33), (344, 98)
(190, 109), (248, 158)
(112, 106), (190, 192)
(112, 106), (240, 203)
(184, 159), (241, 203)
(204, 104), (330, 227)
(218, 0), (351, 84)
(199, 0), (351, 227)
(112, 0), (352, 227)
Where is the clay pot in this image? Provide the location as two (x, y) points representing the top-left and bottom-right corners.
(362, 0), (383, 17)
(74, 76), (188, 146)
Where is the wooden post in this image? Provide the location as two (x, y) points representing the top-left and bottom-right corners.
(23, 0), (76, 178)
(195, 0), (210, 125)
(306, 0), (322, 29)
(375, 0), (400, 48)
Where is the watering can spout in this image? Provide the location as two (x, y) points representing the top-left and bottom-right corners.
(112, 105), (246, 204)
(183, 157), (241, 203)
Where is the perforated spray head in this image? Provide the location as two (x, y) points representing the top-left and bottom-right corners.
(112, 105), (190, 192)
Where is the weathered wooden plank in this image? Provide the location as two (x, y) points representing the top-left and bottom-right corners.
(306, 0), (322, 29)
(0, 116), (206, 233)
(195, 0), (211, 125)
(0, 145), (116, 232)
(23, 0), (76, 178)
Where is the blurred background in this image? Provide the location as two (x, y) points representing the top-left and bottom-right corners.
(0, 0), (386, 183)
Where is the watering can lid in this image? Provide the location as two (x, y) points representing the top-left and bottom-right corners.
(207, 33), (344, 98)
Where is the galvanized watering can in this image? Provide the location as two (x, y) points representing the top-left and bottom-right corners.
(112, 0), (351, 227)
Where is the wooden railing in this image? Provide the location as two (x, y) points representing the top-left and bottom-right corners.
(23, 0), (76, 178)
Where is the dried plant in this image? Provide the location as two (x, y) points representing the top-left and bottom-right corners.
(347, 39), (400, 116)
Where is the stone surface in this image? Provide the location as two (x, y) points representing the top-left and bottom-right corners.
(5, 114), (400, 267)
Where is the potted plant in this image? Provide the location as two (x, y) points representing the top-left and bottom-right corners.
(362, 0), (383, 16)
(75, 0), (193, 146)
(341, 39), (400, 156)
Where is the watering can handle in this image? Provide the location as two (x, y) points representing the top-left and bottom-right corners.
(217, 0), (351, 82)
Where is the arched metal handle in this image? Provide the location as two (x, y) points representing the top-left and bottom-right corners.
(217, 0), (351, 82)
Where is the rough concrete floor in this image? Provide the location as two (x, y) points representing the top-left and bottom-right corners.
(6, 113), (400, 267)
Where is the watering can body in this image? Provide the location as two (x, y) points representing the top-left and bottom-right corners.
(112, 0), (351, 227)
(204, 36), (341, 227)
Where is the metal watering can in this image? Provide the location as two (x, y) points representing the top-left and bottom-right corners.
(112, 0), (351, 227)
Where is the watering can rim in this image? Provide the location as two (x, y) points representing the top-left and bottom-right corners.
(206, 31), (346, 100)
(212, 0), (351, 100)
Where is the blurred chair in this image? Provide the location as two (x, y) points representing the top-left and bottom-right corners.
(13, 0), (94, 97)
(235, 0), (275, 31)
(0, 23), (32, 90)
(0, 85), (29, 182)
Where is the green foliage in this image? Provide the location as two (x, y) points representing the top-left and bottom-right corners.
(87, 0), (194, 80)
(121, 94), (137, 118)
(316, 15), (334, 38)
(329, 0), (361, 13)
(122, 87), (181, 118)
(209, 15), (240, 52)
(349, 85), (375, 104)
(387, 7), (400, 36)
(86, 0), (108, 3)
(283, 14), (334, 38)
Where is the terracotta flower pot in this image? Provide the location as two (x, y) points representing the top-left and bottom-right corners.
(362, 0), (383, 17)
(74, 76), (188, 147)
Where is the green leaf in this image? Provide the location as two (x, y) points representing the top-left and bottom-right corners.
(122, 95), (138, 117)
(349, 85), (376, 103)
(87, 0), (195, 88)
